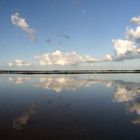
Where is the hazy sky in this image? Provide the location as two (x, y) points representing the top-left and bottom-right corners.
(1, 0), (140, 70)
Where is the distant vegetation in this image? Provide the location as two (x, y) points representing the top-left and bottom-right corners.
(0, 70), (140, 74)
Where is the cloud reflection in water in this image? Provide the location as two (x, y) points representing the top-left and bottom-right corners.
(13, 102), (37, 130)
(9, 77), (31, 84)
(114, 82), (140, 102)
(34, 75), (140, 125)
(35, 76), (99, 92)
(8, 75), (140, 125)
(113, 82), (140, 125)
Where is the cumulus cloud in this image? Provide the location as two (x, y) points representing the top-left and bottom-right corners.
(127, 29), (140, 45)
(113, 39), (135, 56)
(9, 15), (140, 65)
(131, 16), (140, 25)
(112, 39), (140, 60)
(126, 18), (140, 45)
(103, 54), (113, 61)
(8, 59), (31, 67)
(11, 12), (36, 41)
(104, 15), (140, 61)
(35, 50), (97, 66)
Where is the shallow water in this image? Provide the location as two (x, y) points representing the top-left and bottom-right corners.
(0, 74), (140, 140)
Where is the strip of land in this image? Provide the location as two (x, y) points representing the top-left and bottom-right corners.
(0, 70), (140, 74)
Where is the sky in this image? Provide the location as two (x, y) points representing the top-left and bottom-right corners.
(1, 0), (140, 70)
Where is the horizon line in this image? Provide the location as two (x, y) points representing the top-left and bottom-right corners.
(0, 69), (140, 74)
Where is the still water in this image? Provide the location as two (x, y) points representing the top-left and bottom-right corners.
(0, 74), (140, 140)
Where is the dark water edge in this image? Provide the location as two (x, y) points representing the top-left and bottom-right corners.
(0, 70), (140, 74)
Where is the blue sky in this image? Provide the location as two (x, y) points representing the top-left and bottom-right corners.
(1, 0), (140, 69)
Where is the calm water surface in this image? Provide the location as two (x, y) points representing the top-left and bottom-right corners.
(0, 74), (140, 140)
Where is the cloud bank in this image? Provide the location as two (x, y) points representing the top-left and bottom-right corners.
(8, 59), (31, 67)
(11, 12), (36, 41)
(35, 50), (97, 66)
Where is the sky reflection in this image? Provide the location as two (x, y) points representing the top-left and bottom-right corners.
(35, 76), (99, 92)
(6, 74), (140, 125)
(9, 77), (32, 84)
(13, 102), (37, 130)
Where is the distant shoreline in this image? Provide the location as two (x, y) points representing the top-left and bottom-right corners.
(0, 70), (140, 74)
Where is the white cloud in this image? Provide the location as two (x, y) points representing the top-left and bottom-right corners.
(131, 16), (140, 25)
(113, 39), (135, 56)
(8, 59), (31, 67)
(8, 15), (140, 65)
(103, 54), (113, 61)
(11, 12), (36, 41)
(126, 27), (140, 45)
(35, 50), (97, 66)
(111, 39), (140, 60)
(126, 16), (140, 46)
(101, 15), (140, 62)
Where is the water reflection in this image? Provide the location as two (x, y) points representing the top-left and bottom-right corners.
(1, 74), (140, 139)
(13, 102), (37, 130)
(9, 77), (31, 84)
(114, 82), (140, 102)
(128, 101), (140, 125)
(113, 82), (140, 125)
(35, 76), (99, 92)
(6, 75), (127, 93)
(7, 74), (140, 125)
